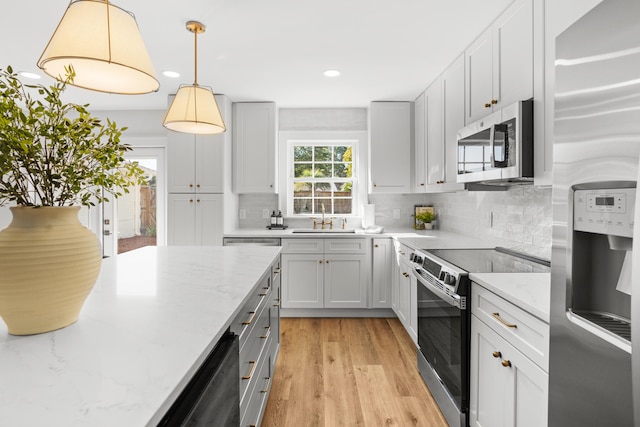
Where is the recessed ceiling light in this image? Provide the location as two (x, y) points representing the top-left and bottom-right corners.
(19, 71), (41, 79)
(323, 69), (341, 77)
(163, 70), (180, 78)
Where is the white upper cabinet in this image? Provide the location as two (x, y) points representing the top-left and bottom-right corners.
(440, 55), (466, 192)
(425, 78), (444, 188)
(232, 102), (277, 194)
(413, 93), (426, 191)
(369, 102), (412, 193)
(465, 0), (534, 123)
(167, 133), (224, 194)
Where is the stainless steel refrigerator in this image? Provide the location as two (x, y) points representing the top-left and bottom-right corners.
(549, 0), (640, 425)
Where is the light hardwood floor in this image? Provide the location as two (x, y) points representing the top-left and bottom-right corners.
(262, 317), (448, 427)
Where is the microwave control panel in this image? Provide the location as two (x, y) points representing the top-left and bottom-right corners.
(574, 188), (635, 237)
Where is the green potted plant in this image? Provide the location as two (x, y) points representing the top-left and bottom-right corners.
(414, 209), (437, 230)
(0, 66), (145, 335)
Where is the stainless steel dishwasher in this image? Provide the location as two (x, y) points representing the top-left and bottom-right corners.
(223, 237), (281, 246)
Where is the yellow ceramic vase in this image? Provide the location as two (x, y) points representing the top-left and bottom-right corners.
(0, 206), (101, 335)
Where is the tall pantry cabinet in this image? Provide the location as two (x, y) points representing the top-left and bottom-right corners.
(167, 95), (233, 246)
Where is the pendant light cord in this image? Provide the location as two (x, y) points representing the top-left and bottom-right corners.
(193, 27), (198, 86)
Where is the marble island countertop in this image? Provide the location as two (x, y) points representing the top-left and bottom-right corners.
(0, 246), (281, 427)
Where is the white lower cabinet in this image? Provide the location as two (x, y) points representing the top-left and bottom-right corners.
(281, 238), (369, 309)
(372, 238), (393, 308)
(391, 241), (417, 345)
(470, 285), (548, 427)
(167, 194), (223, 246)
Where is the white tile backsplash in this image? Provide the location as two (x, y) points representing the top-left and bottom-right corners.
(238, 186), (552, 259)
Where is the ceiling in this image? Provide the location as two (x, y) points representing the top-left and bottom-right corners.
(2, 0), (513, 111)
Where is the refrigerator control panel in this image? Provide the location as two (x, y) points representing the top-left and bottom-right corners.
(574, 188), (635, 237)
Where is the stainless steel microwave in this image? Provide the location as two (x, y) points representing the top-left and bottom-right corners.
(456, 99), (533, 186)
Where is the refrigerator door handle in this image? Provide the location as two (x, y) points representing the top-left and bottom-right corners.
(633, 164), (640, 426)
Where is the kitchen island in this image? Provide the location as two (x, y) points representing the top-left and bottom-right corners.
(0, 245), (281, 427)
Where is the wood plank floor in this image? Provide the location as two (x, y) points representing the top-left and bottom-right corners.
(262, 318), (448, 427)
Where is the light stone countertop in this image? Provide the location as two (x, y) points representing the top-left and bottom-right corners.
(0, 245), (281, 427)
(469, 273), (551, 322)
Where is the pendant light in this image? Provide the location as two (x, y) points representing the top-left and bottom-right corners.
(163, 21), (226, 135)
(38, 0), (159, 94)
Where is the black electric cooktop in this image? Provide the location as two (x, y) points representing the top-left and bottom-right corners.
(426, 247), (551, 274)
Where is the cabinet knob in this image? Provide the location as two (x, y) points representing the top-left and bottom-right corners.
(196, 184), (200, 188)
(501, 359), (512, 368)
(189, 199), (193, 203)
(420, 183), (425, 186)
(374, 244), (379, 248)
(484, 103), (491, 108)
(492, 351), (502, 358)
(326, 260), (330, 264)
(373, 183), (377, 187)
(189, 184), (193, 188)
(319, 260), (323, 264)
(491, 99), (498, 105)
(437, 180), (444, 184)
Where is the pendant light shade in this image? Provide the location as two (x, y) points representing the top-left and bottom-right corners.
(163, 21), (226, 135)
(37, 0), (159, 94)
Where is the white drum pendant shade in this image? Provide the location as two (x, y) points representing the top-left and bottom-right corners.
(37, 0), (159, 94)
(164, 85), (226, 134)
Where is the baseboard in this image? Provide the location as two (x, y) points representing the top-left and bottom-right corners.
(280, 308), (396, 318)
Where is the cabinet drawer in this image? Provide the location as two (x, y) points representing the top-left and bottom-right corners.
(472, 284), (549, 371)
(281, 238), (323, 253)
(240, 347), (273, 427)
(239, 301), (271, 410)
(230, 273), (272, 345)
(324, 238), (367, 254)
(393, 240), (411, 262)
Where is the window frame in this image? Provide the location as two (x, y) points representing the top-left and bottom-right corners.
(279, 131), (367, 218)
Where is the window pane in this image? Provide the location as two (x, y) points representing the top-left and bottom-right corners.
(334, 163), (352, 178)
(334, 182), (352, 194)
(334, 199), (352, 214)
(293, 182), (312, 197)
(294, 198), (313, 214)
(314, 199), (332, 214)
(334, 146), (347, 161)
(294, 146), (312, 161)
(314, 146), (332, 161)
(314, 182), (332, 197)
(315, 163), (332, 178)
(294, 163), (313, 178)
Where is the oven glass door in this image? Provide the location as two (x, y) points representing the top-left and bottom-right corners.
(417, 278), (468, 410)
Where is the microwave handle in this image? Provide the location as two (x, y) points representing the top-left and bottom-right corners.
(492, 123), (509, 168)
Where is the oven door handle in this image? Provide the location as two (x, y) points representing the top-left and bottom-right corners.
(412, 268), (465, 310)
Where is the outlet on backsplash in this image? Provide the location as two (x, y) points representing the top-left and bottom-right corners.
(262, 209), (270, 219)
(239, 209), (246, 219)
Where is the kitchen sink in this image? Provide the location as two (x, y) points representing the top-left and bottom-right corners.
(291, 229), (356, 233)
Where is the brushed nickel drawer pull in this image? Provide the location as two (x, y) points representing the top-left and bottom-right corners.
(242, 311), (256, 325)
(492, 312), (517, 328)
(242, 360), (256, 380)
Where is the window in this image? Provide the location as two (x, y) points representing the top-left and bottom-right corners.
(291, 144), (354, 215)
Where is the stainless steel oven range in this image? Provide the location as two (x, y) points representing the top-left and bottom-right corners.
(409, 247), (550, 427)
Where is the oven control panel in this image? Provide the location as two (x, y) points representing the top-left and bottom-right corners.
(410, 251), (464, 292)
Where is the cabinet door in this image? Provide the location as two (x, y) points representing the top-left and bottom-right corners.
(414, 92), (427, 191)
(196, 194), (223, 246)
(281, 254), (324, 308)
(397, 259), (412, 334)
(369, 102), (412, 193)
(442, 55), (466, 189)
(195, 135), (224, 193)
(465, 27), (494, 124)
(167, 132), (196, 193)
(233, 102), (277, 194)
(324, 253), (368, 309)
(425, 78), (444, 187)
(167, 194), (196, 245)
(493, 0), (533, 110)
(470, 315), (548, 427)
(372, 239), (393, 308)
